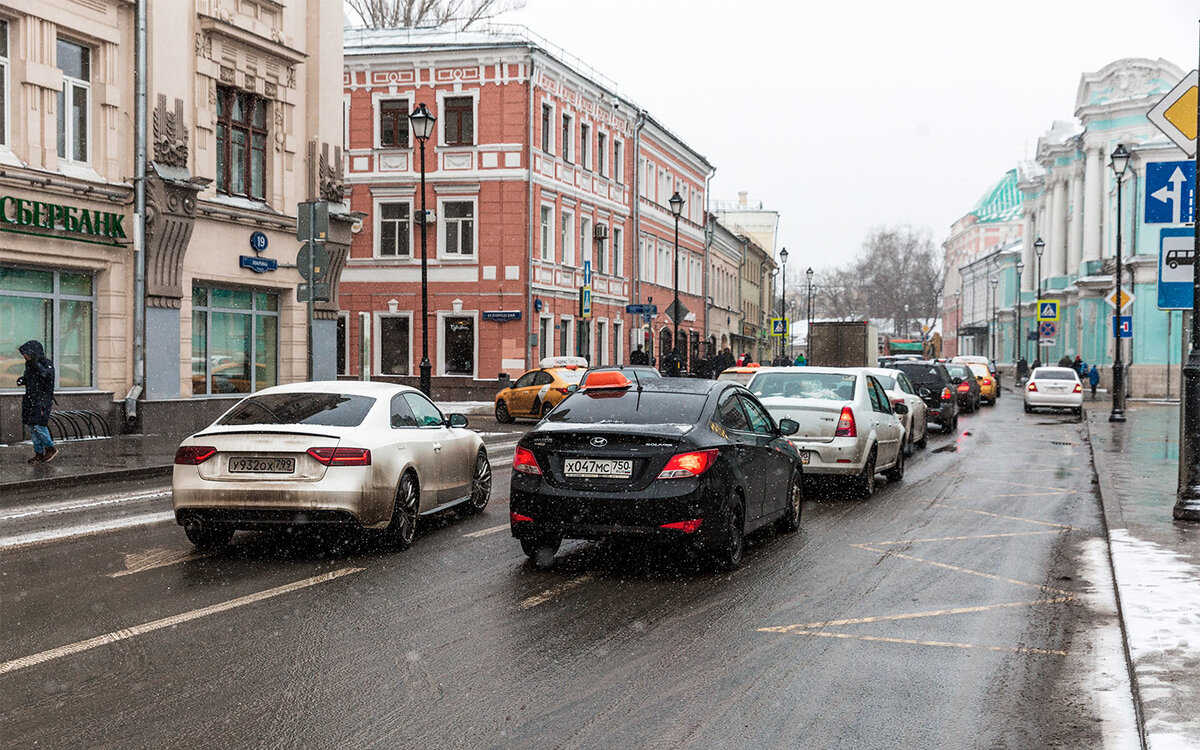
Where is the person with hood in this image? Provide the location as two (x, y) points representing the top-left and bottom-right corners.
(1089, 364), (1100, 400)
(18, 340), (57, 463)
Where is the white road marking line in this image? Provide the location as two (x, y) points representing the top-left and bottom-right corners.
(0, 567), (363, 676)
(108, 547), (210, 578)
(464, 523), (510, 538)
(0, 489), (171, 522)
(519, 574), (594, 610)
(0, 512), (175, 552)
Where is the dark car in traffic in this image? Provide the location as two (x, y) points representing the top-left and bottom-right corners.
(945, 363), (982, 412)
(578, 364), (662, 388)
(892, 360), (960, 433)
(509, 373), (803, 570)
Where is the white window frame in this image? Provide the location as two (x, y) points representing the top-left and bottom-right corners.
(561, 112), (573, 164)
(560, 208), (574, 266)
(1, 20), (10, 148)
(437, 196), (478, 260)
(613, 320), (624, 365)
(374, 310), (414, 377)
(613, 139), (623, 184)
(560, 315), (575, 357)
(540, 203), (555, 261)
(373, 197), (414, 259)
(597, 318), (609, 366)
(540, 101), (555, 155)
(639, 236), (653, 283)
(57, 37), (91, 165)
(539, 314), (554, 361)
(597, 131), (607, 178)
(580, 216), (592, 270)
(595, 225), (607, 275)
(580, 122), (591, 171)
(613, 226), (623, 278)
(435, 89), (479, 148)
(437, 309), (479, 378)
(372, 92), (415, 149)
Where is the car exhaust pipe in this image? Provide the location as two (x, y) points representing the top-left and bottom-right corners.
(182, 515), (205, 534)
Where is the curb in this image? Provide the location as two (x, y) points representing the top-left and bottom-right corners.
(0, 464), (174, 496)
(1080, 405), (1148, 750)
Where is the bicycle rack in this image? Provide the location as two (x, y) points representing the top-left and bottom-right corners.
(45, 409), (112, 441)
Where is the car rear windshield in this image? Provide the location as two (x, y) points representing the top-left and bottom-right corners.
(895, 364), (945, 385)
(546, 390), (708, 425)
(946, 364), (970, 378)
(1035, 369), (1078, 380)
(218, 393), (376, 427)
(968, 364), (990, 377)
(555, 369), (585, 384)
(749, 372), (857, 401)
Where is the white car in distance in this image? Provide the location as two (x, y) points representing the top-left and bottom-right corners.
(747, 367), (907, 499)
(172, 381), (491, 550)
(855, 367), (929, 456)
(1024, 367), (1084, 416)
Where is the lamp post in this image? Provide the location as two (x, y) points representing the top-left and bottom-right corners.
(669, 191), (684, 376)
(989, 277), (998, 363)
(410, 103), (436, 396)
(1015, 261), (1025, 364)
(1034, 237), (1045, 365)
(953, 289), (961, 356)
(805, 267), (814, 361)
(779, 247), (789, 364)
(1109, 144), (1130, 423)
(1174, 47), (1200, 520)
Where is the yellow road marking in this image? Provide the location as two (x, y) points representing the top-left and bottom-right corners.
(463, 523), (509, 538)
(763, 629), (1068, 656)
(866, 530), (1062, 546)
(519, 575), (593, 610)
(852, 544), (1073, 596)
(758, 597), (1073, 632)
(933, 504), (1078, 530)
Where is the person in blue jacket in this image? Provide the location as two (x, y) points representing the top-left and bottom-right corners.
(18, 340), (57, 463)
(1088, 364), (1100, 400)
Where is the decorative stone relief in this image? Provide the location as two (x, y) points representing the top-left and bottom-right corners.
(318, 142), (345, 203)
(195, 32), (213, 60)
(153, 95), (189, 169)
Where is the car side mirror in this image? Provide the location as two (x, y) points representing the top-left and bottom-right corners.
(918, 387), (932, 399)
(952, 377), (963, 385)
(447, 413), (469, 428)
(778, 418), (800, 436)
(566, 384), (579, 393)
(893, 403), (909, 416)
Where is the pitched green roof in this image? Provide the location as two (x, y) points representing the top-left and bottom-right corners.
(972, 169), (1024, 224)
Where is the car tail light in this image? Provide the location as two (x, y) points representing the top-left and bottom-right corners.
(307, 447), (372, 466)
(510, 511), (533, 523)
(1028, 382), (1038, 392)
(1073, 383), (1083, 393)
(174, 446), (217, 465)
(835, 407), (857, 438)
(556, 387), (571, 395)
(658, 449), (720, 479)
(957, 382), (970, 393)
(660, 519), (703, 533)
(513, 447), (542, 475)
(941, 387), (953, 401)
(891, 399), (905, 409)
(981, 378), (992, 386)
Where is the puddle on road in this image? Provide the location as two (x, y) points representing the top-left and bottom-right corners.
(931, 444), (958, 454)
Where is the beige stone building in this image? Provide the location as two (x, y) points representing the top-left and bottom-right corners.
(0, 0), (348, 442)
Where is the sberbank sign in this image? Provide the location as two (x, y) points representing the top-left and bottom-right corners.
(0, 195), (127, 245)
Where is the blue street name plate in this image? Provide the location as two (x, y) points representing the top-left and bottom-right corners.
(240, 255), (278, 273)
(626, 304), (658, 315)
(482, 310), (522, 322)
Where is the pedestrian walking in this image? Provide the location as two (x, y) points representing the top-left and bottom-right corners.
(794, 353), (807, 366)
(1032, 358), (1042, 370)
(1089, 365), (1100, 400)
(1058, 355), (1073, 368)
(18, 340), (57, 464)
(1016, 357), (1029, 385)
(1074, 355), (1084, 375)
(630, 346), (648, 366)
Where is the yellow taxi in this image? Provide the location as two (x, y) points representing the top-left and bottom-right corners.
(952, 356), (999, 404)
(495, 356), (588, 422)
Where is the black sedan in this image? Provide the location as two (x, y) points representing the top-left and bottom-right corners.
(945, 363), (982, 412)
(509, 374), (803, 570)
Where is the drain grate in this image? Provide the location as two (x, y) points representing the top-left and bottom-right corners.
(1049, 440), (1077, 446)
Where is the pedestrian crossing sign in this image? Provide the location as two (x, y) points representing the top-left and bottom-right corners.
(770, 318), (789, 336)
(1036, 301), (1059, 322)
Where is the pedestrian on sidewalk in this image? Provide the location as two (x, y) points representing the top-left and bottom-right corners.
(1089, 364), (1100, 400)
(18, 340), (57, 464)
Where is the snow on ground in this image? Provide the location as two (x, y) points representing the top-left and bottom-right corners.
(437, 401), (494, 414)
(1108, 529), (1200, 749)
(1078, 538), (1140, 750)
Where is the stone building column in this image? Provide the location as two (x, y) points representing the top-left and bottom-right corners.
(1048, 177), (1068, 278)
(1082, 146), (1103, 263)
(1067, 169), (1084, 275)
(1021, 209), (1036, 291)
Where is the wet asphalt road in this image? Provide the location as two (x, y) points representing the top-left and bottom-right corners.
(0, 397), (1127, 749)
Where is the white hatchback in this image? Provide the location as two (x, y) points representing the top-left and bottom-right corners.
(1024, 367), (1083, 416)
(172, 381), (491, 550)
(747, 367), (907, 499)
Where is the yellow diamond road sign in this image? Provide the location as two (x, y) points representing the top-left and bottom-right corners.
(1106, 288), (1134, 310)
(1148, 70), (1198, 157)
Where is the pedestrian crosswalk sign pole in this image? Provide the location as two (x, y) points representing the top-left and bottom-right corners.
(1036, 301), (1059, 322)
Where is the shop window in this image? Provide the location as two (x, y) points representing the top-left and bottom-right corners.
(0, 266), (94, 389)
(191, 286), (278, 395)
(378, 201), (411, 257)
(56, 39), (90, 163)
(379, 98), (409, 147)
(443, 316), (474, 375)
(0, 20), (8, 146)
(441, 200), (475, 257)
(443, 96), (474, 146)
(216, 86), (268, 201)
(380, 315), (410, 375)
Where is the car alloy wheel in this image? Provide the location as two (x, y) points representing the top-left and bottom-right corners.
(713, 498), (745, 570)
(495, 400), (513, 424)
(885, 443), (905, 482)
(386, 473), (419, 549)
(854, 448), (876, 500)
(777, 471), (802, 534)
(465, 451), (492, 514)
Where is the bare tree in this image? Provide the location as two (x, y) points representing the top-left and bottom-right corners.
(346, 0), (525, 29)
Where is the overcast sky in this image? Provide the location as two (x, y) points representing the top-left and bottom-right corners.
(493, 0), (1198, 281)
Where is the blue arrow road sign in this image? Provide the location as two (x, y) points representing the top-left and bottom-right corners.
(1158, 227), (1196, 310)
(583, 260), (592, 287)
(1112, 315), (1133, 339)
(1145, 161), (1196, 224)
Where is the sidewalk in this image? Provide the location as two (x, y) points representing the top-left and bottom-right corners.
(1084, 398), (1200, 749)
(0, 400), (498, 496)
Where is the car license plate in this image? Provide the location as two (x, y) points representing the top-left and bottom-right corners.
(564, 458), (633, 479)
(228, 456), (296, 474)
(799, 450), (810, 465)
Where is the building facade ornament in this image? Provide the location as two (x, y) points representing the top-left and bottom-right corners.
(152, 95), (189, 169)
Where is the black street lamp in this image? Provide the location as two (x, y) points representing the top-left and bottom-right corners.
(669, 191), (684, 376)
(779, 247), (789, 363)
(410, 102), (436, 397)
(1015, 260), (1025, 364)
(1034, 237), (1045, 365)
(989, 277), (998, 363)
(953, 289), (961, 355)
(1174, 85), (1200, 519)
(1110, 144), (1130, 423)
(805, 267), (814, 359)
